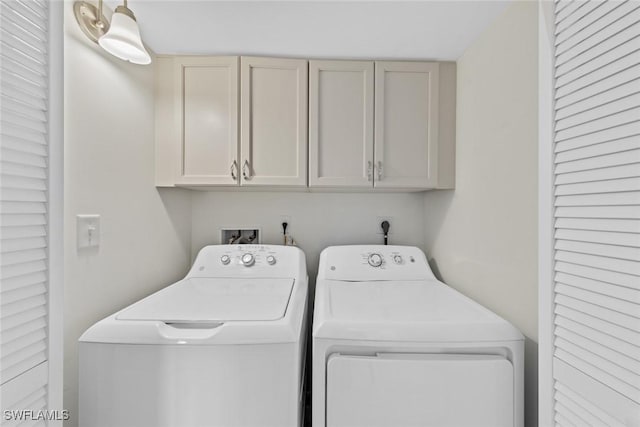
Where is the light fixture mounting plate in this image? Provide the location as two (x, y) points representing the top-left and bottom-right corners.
(73, 1), (110, 44)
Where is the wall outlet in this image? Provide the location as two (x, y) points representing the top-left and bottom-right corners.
(280, 215), (293, 246)
(376, 216), (394, 235)
(280, 215), (292, 232)
(77, 214), (100, 249)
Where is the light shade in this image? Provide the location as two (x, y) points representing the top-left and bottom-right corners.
(98, 6), (151, 65)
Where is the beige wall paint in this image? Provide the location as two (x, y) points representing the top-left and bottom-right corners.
(63, 3), (192, 425)
(423, 2), (539, 426)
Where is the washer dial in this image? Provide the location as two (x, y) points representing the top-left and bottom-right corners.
(220, 255), (231, 265)
(241, 253), (255, 266)
(266, 255), (276, 265)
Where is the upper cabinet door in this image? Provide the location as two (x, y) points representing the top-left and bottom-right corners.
(309, 60), (374, 188)
(374, 62), (439, 189)
(175, 57), (239, 186)
(240, 57), (308, 187)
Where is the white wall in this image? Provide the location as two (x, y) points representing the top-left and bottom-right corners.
(63, 3), (192, 425)
(191, 192), (426, 284)
(423, 2), (539, 426)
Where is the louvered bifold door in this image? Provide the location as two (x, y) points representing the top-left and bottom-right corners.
(0, 0), (50, 422)
(551, 1), (640, 426)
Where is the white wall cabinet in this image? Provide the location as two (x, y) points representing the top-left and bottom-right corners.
(375, 61), (439, 189)
(173, 56), (239, 186)
(156, 56), (307, 188)
(240, 57), (308, 187)
(308, 60), (455, 190)
(309, 60), (374, 187)
(156, 56), (454, 190)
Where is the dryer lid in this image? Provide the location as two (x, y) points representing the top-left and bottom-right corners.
(314, 279), (524, 342)
(328, 280), (490, 323)
(116, 277), (295, 322)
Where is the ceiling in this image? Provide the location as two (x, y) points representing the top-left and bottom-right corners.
(110, 1), (511, 60)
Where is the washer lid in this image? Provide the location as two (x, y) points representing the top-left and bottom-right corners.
(116, 277), (295, 322)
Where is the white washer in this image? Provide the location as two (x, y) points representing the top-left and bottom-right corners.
(313, 245), (524, 427)
(79, 245), (308, 427)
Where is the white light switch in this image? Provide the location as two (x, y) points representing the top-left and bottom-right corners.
(77, 214), (100, 249)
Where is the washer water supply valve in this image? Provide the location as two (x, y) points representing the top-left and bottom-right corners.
(221, 228), (260, 244)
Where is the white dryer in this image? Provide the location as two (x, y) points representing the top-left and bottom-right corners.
(79, 245), (308, 427)
(312, 245), (524, 427)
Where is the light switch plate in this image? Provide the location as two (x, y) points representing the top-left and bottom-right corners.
(77, 214), (100, 249)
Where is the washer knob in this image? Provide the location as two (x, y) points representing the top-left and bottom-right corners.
(368, 253), (383, 267)
(220, 255), (231, 265)
(241, 253), (255, 266)
(266, 255), (276, 265)
(393, 255), (403, 264)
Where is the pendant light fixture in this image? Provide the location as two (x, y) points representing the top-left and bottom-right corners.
(74, 0), (151, 65)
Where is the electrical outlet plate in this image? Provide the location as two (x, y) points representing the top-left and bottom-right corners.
(220, 228), (260, 245)
(376, 216), (394, 235)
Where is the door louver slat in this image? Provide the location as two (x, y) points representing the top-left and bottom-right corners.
(0, 0), (50, 395)
(550, 5), (640, 409)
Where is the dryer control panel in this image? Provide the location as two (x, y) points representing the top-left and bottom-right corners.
(319, 245), (436, 282)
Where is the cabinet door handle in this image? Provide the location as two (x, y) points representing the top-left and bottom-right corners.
(231, 160), (238, 181)
(367, 161), (373, 182)
(242, 160), (252, 180)
(377, 161), (383, 180)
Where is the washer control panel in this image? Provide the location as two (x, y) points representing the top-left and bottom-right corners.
(219, 245), (279, 267)
(188, 245), (302, 278)
(321, 245), (433, 281)
(211, 246), (279, 268)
